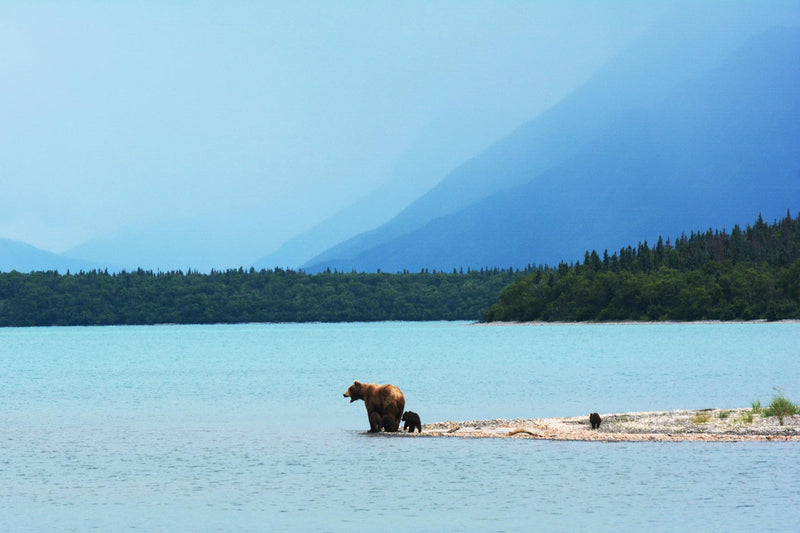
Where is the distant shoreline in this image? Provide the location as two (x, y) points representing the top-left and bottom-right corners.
(391, 409), (800, 442)
(474, 319), (800, 326)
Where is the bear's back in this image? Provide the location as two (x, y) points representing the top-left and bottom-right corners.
(373, 383), (404, 413)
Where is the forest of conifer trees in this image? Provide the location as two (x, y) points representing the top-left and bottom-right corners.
(484, 212), (800, 322)
(2, 213), (798, 327)
(0, 266), (531, 326)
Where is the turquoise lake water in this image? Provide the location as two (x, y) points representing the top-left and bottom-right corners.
(1, 321), (798, 532)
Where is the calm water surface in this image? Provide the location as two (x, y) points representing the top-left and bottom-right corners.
(1, 322), (798, 532)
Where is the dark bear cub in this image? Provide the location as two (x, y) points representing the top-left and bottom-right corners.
(401, 411), (422, 433)
(589, 412), (602, 429)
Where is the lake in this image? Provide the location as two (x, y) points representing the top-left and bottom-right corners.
(1, 321), (798, 532)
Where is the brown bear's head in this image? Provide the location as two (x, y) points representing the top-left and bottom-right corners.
(343, 381), (363, 403)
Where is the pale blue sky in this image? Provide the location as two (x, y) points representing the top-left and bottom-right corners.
(0, 1), (670, 257)
(3, 1), (795, 269)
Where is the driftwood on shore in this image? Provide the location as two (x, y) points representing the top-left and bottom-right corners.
(394, 409), (800, 442)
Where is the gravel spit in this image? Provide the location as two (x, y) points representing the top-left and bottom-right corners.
(389, 409), (800, 442)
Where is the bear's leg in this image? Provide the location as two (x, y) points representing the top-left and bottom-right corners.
(369, 411), (382, 432)
(382, 414), (397, 432)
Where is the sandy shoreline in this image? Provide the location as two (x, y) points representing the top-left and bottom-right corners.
(391, 409), (800, 442)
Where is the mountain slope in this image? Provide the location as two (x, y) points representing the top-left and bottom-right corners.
(306, 26), (800, 273)
(304, 5), (789, 271)
(251, 144), (448, 269)
(0, 239), (108, 273)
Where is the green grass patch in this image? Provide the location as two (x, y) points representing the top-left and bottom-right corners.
(763, 391), (799, 426)
(751, 400), (762, 414)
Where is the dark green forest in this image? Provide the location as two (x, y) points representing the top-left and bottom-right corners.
(484, 212), (800, 323)
(3, 213), (798, 327)
(0, 266), (533, 327)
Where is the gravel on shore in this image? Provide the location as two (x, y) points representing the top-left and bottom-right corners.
(393, 409), (800, 442)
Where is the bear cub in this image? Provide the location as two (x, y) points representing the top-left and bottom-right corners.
(589, 412), (602, 429)
(401, 411), (422, 433)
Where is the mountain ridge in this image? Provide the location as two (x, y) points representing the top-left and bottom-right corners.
(302, 10), (789, 271)
(305, 26), (800, 273)
(0, 238), (111, 274)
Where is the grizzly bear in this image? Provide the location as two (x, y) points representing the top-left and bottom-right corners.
(344, 380), (405, 432)
(401, 411), (422, 433)
(589, 412), (602, 429)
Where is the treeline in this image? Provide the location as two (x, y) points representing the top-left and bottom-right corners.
(484, 212), (800, 322)
(0, 266), (533, 327)
(4, 213), (798, 327)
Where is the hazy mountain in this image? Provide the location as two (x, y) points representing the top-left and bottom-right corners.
(64, 220), (262, 273)
(302, 5), (792, 272)
(252, 181), (420, 270)
(0, 238), (109, 273)
(252, 132), (460, 269)
(256, 5), (780, 268)
(305, 26), (800, 273)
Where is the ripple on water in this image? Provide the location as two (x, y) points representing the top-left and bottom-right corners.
(1, 322), (799, 532)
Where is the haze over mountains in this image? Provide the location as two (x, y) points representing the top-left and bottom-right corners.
(275, 5), (795, 272)
(2, 4), (798, 274)
(0, 239), (109, 274)
(302, 25), (800, 273)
